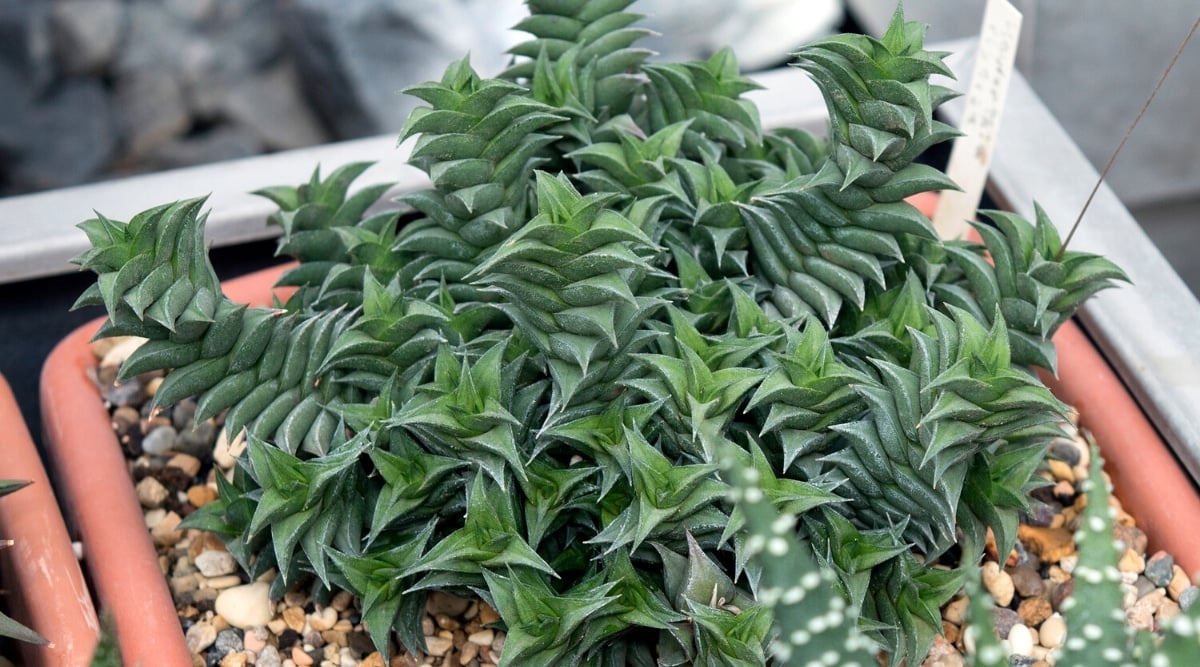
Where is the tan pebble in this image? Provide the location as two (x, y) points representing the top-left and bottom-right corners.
(436, 629), (452, 640)
(144, 507), (167, 529)
(982, 561), (1015, 606)
(421, 615), (435, 636)
(923, 634), (962, 666)
(468, 629), (494, 646)
(359, 653), (386, 667)
(186, 621), (218, 654)
(216, 582), (275, 629)
(168, 452), (203, 477)
(1006, 623), (1034, 657)
(478, 603), (500, 626)
(491, 633), (504, 654)
(145, 376), (163, 397)
(152, 511), (184, 547)
(268, 618), (289, 635)
(172, 574), (200, 596)
(100, 337), (147, 368)
(90, 337), (121, 359)
(434, 613), (460, 631)
(321, 629), (347, 648)
(1051, 479), (1075, 501)
(1046, 564), (1070, 584)
(1139, 587), (1168, 611)
(203, 574), (242, 590)
(1046, 459), (1073, 482)
(464, 600), (479, 620)
(1127, 598), (1157, 631)
(220, 651), (249, 667)
(1121, 583), (1140, 609)
(187, 485), (219, 507)
(214, 429), (247, 469)
(137, 476), (170, 508)
(1039, 612), (1066, 649)
(1169, 564), (1191, 600)
(213, 616), (229, 632)
(331, 590), (354, 612)
(244, 626), (268, 653)
(1159, 598), (1182, 619)
(460, 642), (479, 664)
(1017, 525), (1076, 563)
(1118, 549), (1146, 574)
(192, 655), (206, 667)
(284, 606), (307, 633)
(942, 621), (960, 645)
(310, 606), (338, 631)
(425, 635), (453, 657)
(333, 619), (353, 632)
(1017, 597), (1052, 627)
(195, 549), (238, 578)
(943, 596), (968, 625)
(292, 645), (315, 666)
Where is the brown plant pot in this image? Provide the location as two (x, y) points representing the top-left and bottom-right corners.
(0, 373), (100, 666)
(39, 265), (292, 667)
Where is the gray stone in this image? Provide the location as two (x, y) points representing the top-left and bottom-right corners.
(51, 0), (126, 74)
(0, 1), (54, 92)
(214, 628), (243, 655)
(114, 68), (192, 158)
(256, 645), (282, 667)
(219, 63), (327, 150)
(990, 606), (1021, 639)
(1144, 551), (1176, 588)
(1180, 585), (1199, 611)
(146, 125), (263, 171)
(279, 0), (525, 137)
(3, 77), (118, 192)
(141, 425), (179, 455)
(114, 2), (197, 75)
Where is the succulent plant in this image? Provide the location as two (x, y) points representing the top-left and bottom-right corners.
(1, 479), (48, 646)
(72, 3), (1128, 666)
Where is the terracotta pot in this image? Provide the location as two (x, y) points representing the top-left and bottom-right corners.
(0, 374), (100, 666)
(39, 265), (292, 667)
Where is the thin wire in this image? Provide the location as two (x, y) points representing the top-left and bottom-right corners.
(1059, 13), (1200, 258)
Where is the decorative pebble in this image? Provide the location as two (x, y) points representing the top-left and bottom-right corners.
(468, 629), (495, 646)
(215, 582), (275, 629)
(142, 424), (179, 455)
(309, 607), (338, 632)
(257, 645), (282, 667)
(215, 628), (244, 655)
(283, 606), (307, 633)
(982, 561), (1015, 607)
(1039, 613), (1066, 649)
(942, 596), (968, 625)
(1118, 548), (1146, 574)
(1017, 597), (1052, 627)
(291, 645), (314, 666)
(136, 475), (170, 508)
(151, 511), (183, 547)
(991, 606), (1021, 639)
(425, 636), (453, 657)
(202, 574), (243, 590)
(100, 336), (146, 369)
(1144, 551), (1176, 587)
(167, 452), (202, 477)
(1179, 585), (1199, 610)
(219, 651), (248, 667)
(1168, 565), (1191, 600)
(186, 621), (218, 654)
(1017, 525), (1075, 563)
(244, 626), (268, 653)
(214, 429), (247, 469)
(1008, 566), (1045, 598)
(426, 591), (471, 617)
(195, 550), (238, 577)
(187, 484), (219, 507)
(1006, 623), (1034, 657)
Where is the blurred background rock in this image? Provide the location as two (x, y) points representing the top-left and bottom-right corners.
(0, 0), (842, 196)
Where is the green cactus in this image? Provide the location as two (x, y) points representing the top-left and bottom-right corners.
(71, 3), (1129, 666)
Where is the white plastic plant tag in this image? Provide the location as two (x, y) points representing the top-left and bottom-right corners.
(933, 0), (1023, 239)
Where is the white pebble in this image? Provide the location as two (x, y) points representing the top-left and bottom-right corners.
(216, 582), (275, 629)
